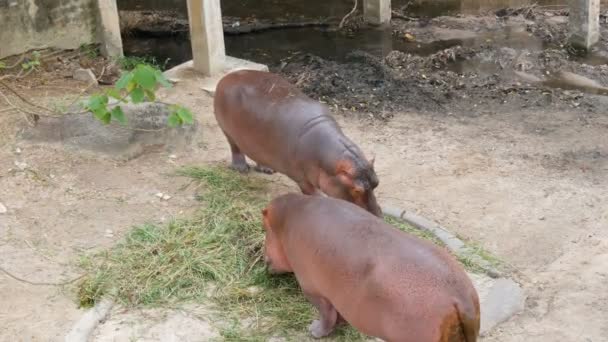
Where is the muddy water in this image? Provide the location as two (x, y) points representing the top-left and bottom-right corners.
(119, 0), (602, 18)
(119, 0), (607, 71)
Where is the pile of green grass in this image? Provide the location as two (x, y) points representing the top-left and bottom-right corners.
(78, 166), (368, 339)
(77, 165), (496, 340)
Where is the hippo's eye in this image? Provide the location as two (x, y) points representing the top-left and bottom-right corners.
(352, 187), (364, 196)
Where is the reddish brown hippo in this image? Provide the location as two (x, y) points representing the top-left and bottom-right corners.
(214, 70), (381, 216)
(262, 193), (480, 342)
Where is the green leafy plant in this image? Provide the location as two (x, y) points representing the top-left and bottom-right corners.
(85, 64), (193, 127)
(0, 61), (6, 70)
(118, 55), (170, 71)
(21, 51), (41, 71)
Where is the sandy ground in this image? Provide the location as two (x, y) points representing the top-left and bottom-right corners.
(1, 41), (608, 342)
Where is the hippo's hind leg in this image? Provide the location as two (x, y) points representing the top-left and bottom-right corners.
(304, 292), (339, 338)
(223, 132), (249, 173)
(254, 164), (275, 174)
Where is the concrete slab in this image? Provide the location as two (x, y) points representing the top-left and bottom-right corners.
(163, 56), (268, 96)
(478, 278), (526, 336)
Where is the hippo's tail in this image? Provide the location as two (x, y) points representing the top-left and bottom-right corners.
(454, 300), (480, 342)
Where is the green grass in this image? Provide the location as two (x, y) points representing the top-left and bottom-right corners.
(118, 55), (170, 71)
(79, 43), (100, 59)
(77, 165), (494, 340)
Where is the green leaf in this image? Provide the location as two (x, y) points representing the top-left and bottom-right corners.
(115, 72), (133, 90)
(0, 62), (6, 69)
(100, 111), (112, 124)
(154, 70), (172, 88)
(133, 65), (157, 90)
(144, 89), (156, 102)
(175, 107), (194, 124)
(167, 113), (181, 127)
(107, 88), (122, 100)
(130, 87), (145, 103)
(111, 106), (127, 125)
(87, 94), (108, 113)
(92, 108), (108, 121)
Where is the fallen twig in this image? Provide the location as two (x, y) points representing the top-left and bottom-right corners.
(224, 20), (331, 35)
(0, 265), (84, 286)
(392, 11), (419, 21)
(0, 80), (59, 115)
(0, 88), (37, 126)
(339, 0), (358, 29)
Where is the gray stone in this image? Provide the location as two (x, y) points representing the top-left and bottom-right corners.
(381, 205), (404, 219)
(73, 69), (98, 85)
(480, 278), (526, 335)
(22, 102), (199, 160)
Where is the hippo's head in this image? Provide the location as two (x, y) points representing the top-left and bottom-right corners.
(321, 156), (382, 217)
(261, 205), (292, 274)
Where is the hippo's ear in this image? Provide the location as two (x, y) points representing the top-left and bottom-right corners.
(336, 159), (354, 177)
(262, 208), (269, 217)
(370, 155), (376, 168)
(336, 160), (355, 187)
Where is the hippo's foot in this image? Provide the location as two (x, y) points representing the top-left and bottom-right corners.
(230, 162), (250, 173)
(254, 164), (275, 174)
(308, 320), (334, 339)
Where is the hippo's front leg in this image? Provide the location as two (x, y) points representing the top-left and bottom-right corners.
(298, 182), (323, 196)
(304, 293), (339, 338)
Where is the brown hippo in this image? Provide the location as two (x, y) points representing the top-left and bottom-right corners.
(262, 193), (480, 342)
(214, 70), (381, 216)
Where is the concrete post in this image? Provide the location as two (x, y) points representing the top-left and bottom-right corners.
(96, 0), (123, 58)
(569, 0), (600, 50)
(363, 0), (391, 26)
(186, 0), (225, 76)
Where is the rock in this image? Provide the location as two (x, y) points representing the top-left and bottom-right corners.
(14, 161), (27, 170)
(514, 70), (543, 83)
(22, 102), (200, 160)
(0, 202), (7, 214)
(545, 71), (608, 95)
(73, 68), (98, 85)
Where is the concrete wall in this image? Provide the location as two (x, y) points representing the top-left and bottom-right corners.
(0, 0), (98, 59)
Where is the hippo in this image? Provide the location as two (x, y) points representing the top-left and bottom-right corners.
(214, 70), (381, 216)
(262, 193), (480, 342)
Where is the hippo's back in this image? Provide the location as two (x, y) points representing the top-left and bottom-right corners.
(282, 195), (480, 340)
(214, 70), (333, 174)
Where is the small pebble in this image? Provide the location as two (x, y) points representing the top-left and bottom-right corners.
(0, 203), (7, 214)
(14, 161), (27, 170)
(162, 194), (172, 201)
(155, 192), (164, 198)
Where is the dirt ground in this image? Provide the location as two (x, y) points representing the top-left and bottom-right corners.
(1, 9), (608, 342)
